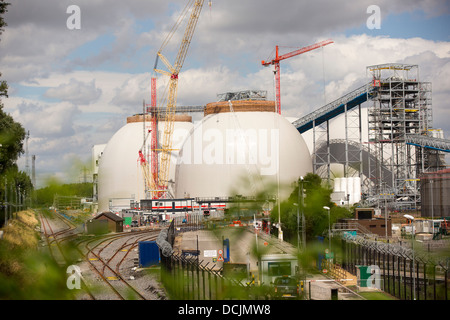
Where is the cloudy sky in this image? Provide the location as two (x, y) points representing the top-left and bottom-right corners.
(1, 0), (449, 187)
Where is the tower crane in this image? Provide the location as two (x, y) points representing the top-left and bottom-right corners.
(151, 0), (205, 199)
(262, 39), (334, 114)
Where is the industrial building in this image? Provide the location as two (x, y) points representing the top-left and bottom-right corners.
(95, 113), (193, 213)
(293, 63), (450, 214)
(420, 168), (450, 218)
(93, 62), (450, 221)
(91, 0), (450, 226)
(93, 91), (312, 217)
(174, 98), (312, 199)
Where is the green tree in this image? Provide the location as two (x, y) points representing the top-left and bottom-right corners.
(0, 2), (21, 174)
(0, 1), (32, 210)
(0, 111), (26, 174)
(0, 1), (10, 99)
(271, 173), (352, 244)
(35, 179), (93, 207)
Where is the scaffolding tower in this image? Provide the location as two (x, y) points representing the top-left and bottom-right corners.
(366, 63), (432, 210)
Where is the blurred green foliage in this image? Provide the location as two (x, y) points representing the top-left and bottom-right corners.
(271, 173), (353, 243)
(35, 179), (93, 207)
(0, 209), (77, 299)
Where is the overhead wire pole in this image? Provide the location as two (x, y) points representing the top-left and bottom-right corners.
(262, 39), (334, 114)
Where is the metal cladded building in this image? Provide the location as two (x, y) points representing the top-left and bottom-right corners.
(420, 169), (450, 218)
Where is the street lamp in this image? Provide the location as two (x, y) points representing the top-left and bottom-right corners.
(404, 214), (416, 300)
(323, 206), (331, 252)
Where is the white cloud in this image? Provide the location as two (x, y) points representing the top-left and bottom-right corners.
(44, 78), (102, 104)
(10, 100), (80, 138)
(2, 1), (449, 186)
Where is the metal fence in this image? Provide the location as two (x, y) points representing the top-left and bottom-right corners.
(160, 251), (251, 300)
(340, 235), (449, 300)
(158, 220), (267, 300)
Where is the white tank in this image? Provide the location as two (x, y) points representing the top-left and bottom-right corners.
(340, 178), (347, 196)
(353, 176), (361, 203)
(97, 115), (193, 212)
(174, 102), (313, 199)
(334, 177), (341, 192)
(347, 177), (354, 204)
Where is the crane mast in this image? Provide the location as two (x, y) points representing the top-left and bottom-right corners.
(150, 77), (159, 198)
(262, 39), (333, 114)
(153, 0), (205, 198)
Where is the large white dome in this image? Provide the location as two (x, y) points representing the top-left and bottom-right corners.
(174, 107), (313, 199)
(98, 115), (193, 212)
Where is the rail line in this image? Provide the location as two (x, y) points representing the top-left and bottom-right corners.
(37, 208), (163, 300)
(38, 208), (96, 299)
(79, 229), (159, 300)
(38, 209), (77, 264)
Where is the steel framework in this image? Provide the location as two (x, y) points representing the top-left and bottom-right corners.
(366, 63), (433, 209)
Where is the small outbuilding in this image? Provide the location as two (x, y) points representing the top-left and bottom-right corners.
(92, 211), (124, 233)
(338, 208), (392, 238)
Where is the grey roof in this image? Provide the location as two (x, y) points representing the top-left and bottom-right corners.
(94, 211), (124, 222)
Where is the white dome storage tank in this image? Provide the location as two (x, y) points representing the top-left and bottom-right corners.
(174, 100), (313, 199)
(97, 114), (193, 212)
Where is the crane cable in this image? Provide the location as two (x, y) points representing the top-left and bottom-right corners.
(158, 0), (195, 53)
(155, 0), (196, 110)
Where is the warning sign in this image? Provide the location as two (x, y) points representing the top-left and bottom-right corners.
(217, 249), (224, 262)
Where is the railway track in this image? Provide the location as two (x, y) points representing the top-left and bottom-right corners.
(38, 209), (78, 264)
(80, 230), (160, 300)
(37, 208), (164, 300)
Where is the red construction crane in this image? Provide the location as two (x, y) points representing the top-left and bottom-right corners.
(150, 76), (159, 198)
(138, 77), (159, 199)
(261, 39), (333, 114)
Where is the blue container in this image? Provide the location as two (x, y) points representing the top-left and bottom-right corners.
(139, 241), (160, 267)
